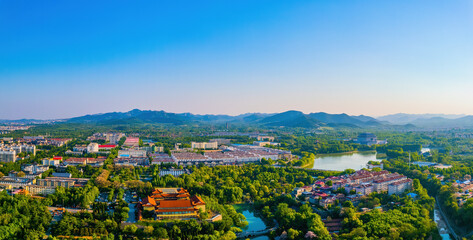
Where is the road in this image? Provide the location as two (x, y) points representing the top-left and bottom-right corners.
(127, 203), (136, 223)
(47, 206), (92, 213)
(435, 196), (459, 240)
(124, 191), (137, 223)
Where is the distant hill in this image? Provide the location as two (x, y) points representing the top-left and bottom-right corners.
(308, 112), (381, 126)
(68, 109), (188, 125)
(260, 111), (321, 128)
(377, 113), (466, 125)
(375, 113), (473, 128)
(65, 109), (385, 128)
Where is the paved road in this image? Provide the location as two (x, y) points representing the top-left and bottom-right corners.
(127, 203), (136, 223)
(436, 196), (459, 240)
(124, 192), (137, 223)
(47, 207), (92, 213)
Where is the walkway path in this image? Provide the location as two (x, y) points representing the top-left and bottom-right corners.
(435, 196), (459, 240)
(237, 226), (277, 239)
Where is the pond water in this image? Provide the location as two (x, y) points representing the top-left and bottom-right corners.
(234, 204), (269, 240)
(312, 151), (379, 171)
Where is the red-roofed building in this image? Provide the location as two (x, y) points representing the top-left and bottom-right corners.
(99, 144), (117, 150)
(139, 188), (206, 220)
(142, 196), (157, 211)
(124, 137), (140, 147)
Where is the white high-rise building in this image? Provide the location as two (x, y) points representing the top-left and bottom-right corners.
(87, 143), (99, 153)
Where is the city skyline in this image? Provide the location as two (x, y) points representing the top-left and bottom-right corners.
(2, 1), (473, 119)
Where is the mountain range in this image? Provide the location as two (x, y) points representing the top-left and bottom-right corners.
(65, 109), (382, 128)
(3, 110), (473, 129)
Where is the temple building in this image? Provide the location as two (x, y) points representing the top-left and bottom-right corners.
(139, 188), (206, 220)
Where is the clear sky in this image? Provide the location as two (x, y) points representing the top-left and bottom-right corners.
(1, 0), (473, 119)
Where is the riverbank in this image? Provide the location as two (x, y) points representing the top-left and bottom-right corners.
(233, 204), (270, 240)
(314, 150), (377, 157)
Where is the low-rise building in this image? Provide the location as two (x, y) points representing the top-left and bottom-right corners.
(150, 153), (175, 164)
(252, 141), (280, 147)
(37, 177), (89, 188)
(25, 185), (56, 195)
(388, 178), (413, 195)
(87, 143), (99, 153)
(114, 157), (149, 166)
(372, 174), (406, 192)
(256, 136), (275, 141)
(47, 138), (72, 147)
(63, 157), (105, 167)
(21, 164), (49, 175)
(98, 144), (117, 150)
(159, 169), (189, 177)
(0, 171), (36, 188)
(42, 157), (62, 166)
(191, 142), (218, 150)
(52, 172), (72, 178)
(124, 137), (140, 147)
(118, 149), (147, 158)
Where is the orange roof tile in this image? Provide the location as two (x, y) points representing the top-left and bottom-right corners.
(158, 199), (195, 209)
(142, 196), (157, 206)
(191, 195), (205, 205)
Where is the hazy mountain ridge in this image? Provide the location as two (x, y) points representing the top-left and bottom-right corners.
(6, 110), (473, 129)
(377, 113), (467, 124)
(66, 109), (383, 128)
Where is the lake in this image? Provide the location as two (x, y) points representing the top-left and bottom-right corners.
(312, 151), (379, 171)
(234, 204), (269, 240)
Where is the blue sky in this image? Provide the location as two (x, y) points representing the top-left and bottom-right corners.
(1, 0), (473, 119)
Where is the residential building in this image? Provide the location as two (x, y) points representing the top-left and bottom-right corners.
(388, 179), (413, 195)
(87, 143), (99, 153)
(256, 136), (275, 141)
(4, 144), (36, 156)
(191, 142), (218, 150)
(372, 174), (406, 192)
(73, 145), (87, 153)
(118, 149), (147, 158)
(21, 164), (49, 175)
(0, 171), (36, 188)
(253, 141), (280, 147)
(47, 138), (72, 147)
(36, 177), (89, 188)
(63, 157), (105, 167)
(52, 172), (72, 178)
(114, 157), (149, 166)
(150, 153), (175, 164)
(124, 137), (140, 147)
(98, 144), (116, 150)
(42, 157), (61, 166)
(0, 150), (16, 162)
(25, 185), (56, 195)
(109, 133), (125, 144)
